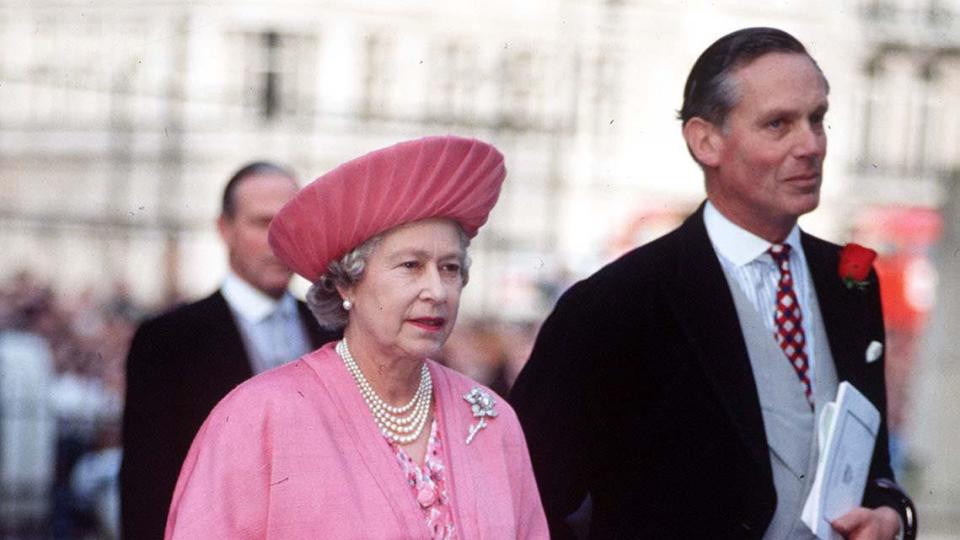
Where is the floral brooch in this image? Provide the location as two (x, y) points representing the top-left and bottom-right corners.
(838, 243), (878, 290)
(463, 387), (498, 444)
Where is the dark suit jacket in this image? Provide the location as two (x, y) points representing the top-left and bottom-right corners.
(510, 205), (901, 539)
(119, 290), (340, 540)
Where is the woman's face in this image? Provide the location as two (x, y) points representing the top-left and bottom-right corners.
(340, 218), (466, 363)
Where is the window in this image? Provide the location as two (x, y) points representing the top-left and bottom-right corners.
(361, 32), (395, 119)
(231, 30), (317, 120)
(499, 48), (539, 129)
(426, 40), (480, 123)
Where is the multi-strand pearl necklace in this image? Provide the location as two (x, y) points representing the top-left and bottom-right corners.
(336, 339), (432, 445)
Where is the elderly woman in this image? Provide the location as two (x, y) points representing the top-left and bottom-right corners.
(164, 136), (548, 539)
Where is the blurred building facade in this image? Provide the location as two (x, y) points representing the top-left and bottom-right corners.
(3, 0), (924, 318)
(2, 0), (960, 535)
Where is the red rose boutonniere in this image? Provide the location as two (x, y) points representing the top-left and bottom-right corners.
(838, 243), (878, 290)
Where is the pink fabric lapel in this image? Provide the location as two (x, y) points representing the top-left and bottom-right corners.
(304, 344), (427, 538)
(430, 362), (483, 539)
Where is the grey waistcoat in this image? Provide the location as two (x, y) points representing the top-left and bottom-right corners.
(722, 268), (839, 539)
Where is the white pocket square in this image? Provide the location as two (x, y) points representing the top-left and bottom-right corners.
(865, 341), (883, 363)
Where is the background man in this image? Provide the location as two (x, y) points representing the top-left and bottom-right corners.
(511, 28), (914, 539)
(120, 162), (341, 539)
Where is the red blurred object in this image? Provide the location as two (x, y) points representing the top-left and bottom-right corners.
(855, 206), (943, 246)
(875, 254), (936, 332)
(854, 207), (942, 332)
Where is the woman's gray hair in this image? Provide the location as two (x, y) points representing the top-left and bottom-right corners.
(306, 224), (471, 330)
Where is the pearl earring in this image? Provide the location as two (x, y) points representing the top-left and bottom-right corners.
(342, 299), (352, 311)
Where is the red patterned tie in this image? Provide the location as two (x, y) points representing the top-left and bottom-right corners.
(768, 244), (813, 408)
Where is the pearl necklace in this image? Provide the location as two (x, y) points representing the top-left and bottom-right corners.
(336, 339), (432, 445)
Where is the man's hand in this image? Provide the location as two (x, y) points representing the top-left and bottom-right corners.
(831, 506), (900, 540)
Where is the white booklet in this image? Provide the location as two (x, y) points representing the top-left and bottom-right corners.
(801, 381), (881, 539)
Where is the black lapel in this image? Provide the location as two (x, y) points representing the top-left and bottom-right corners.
(801, 233), (867, 384)
(206, 290), (255, 380)
(665, 203), (770, 473)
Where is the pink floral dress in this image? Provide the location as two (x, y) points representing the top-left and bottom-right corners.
(389, 419), (457, 539)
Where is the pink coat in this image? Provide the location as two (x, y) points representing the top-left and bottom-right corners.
(164, 343), (548, 539)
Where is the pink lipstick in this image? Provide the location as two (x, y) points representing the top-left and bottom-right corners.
(408, 317), (445, 332)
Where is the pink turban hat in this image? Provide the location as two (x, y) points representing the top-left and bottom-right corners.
(268, 135), (506, 282)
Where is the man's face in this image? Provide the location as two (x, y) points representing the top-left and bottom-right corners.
(709, 52), (829, 238)
(218, 173), (299, 298)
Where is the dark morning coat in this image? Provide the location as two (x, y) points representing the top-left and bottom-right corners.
(509, 204), (901, 539)
(119, 290), (340, 540)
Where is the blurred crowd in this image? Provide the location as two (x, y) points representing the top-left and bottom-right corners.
(1, 271), (138, 417)
(0, 271), (144, 539)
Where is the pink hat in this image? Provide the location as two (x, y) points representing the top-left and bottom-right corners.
(268, 135), (506, 282)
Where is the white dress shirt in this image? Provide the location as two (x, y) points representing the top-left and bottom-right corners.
(703, 201), (818, 389)
(221, 272), (313, 374)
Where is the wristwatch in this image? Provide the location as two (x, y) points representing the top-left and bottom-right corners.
(873, 478), (916, 540)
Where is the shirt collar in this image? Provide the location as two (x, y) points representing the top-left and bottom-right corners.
(221, 272), (294, 323)
(703, 200), (803, 267)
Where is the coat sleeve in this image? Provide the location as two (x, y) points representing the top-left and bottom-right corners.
(509, 280), (598, 540)
(164, 393), (272, 539)
(120, 319), (183, 540)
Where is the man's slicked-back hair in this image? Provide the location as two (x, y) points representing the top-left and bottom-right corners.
(678, 27), (827, 127)
(221, 161), (297, 218)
